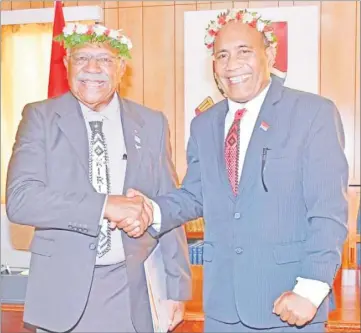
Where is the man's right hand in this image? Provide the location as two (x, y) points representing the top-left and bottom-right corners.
(104, 195), (153, 237)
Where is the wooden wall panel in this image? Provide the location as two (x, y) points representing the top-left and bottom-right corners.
(143, 1), (175, 6)
(248, 1), (278, 8)
(196, 2), (211, 10)
(77, 1), (102, 6)
(11, 1), (30, 9)
(118, 1), (142, 7)
(320, 1), (357, 185)
(176, 1), (197, 5)
(1, 1), (12, 10)
(278, 1), (294, 7)
(294, 1), (320, 10)
(233, 1), (249, 9)
(30, 1), (44, 9)
(143, 5), (176, 161)
(104, 7), (119, 29)
(63, 1), (78, 7)
(118, 7), (144, 105)
(210, 2), (233, 10)
(44, 1), (56, 8)
(104, 1), (117, 9)
(354, 1), (360, 185)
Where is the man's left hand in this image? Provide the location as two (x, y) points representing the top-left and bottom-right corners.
(165, 300), (185, 331)
(273, 291), (317, 327)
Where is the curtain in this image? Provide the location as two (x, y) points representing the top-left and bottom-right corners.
(1, 23), (53, 204)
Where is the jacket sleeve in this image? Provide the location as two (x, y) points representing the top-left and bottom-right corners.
(6, 103), (105, 237)
(157, 113), (192, 301)
(149, 116), (204, 239)
(300, 99), (349, 286)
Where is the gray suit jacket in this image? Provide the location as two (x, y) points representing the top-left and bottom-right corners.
(151, 79), (349, 329)
(6, 92), (191, 333)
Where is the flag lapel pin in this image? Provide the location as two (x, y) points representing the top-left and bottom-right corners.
(260, 121), (270, 131)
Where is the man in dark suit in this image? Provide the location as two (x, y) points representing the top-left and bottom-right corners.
(125, 9), (349, 333)
(6, 23), (191, 332)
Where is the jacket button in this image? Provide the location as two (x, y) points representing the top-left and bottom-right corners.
(235, 247), (243, 254)
(89, 243), (96, 250)
(234, 212), (241, 219)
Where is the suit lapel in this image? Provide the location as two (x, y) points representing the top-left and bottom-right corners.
(55, 92), (89, 173)
(237, 79), (284, 202)
(212, 99), (236, 202)
(55, 93), (146, 191)
(118, 96), (145, 194)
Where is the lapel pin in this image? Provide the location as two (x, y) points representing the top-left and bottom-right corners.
(260, 121), (270, 132)
(134, 133), (141, 149)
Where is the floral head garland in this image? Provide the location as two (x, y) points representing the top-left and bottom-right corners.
(204, 9), (277, 54)
(54, 23), (133, 59)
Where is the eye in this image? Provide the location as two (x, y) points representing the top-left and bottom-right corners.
(98, 57), (114, 65)
(239, 49), (251, 55)
(216, 53), (228, 60)
(73, 55), (89, 64)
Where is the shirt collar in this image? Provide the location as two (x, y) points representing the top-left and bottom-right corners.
(227, 79), (272, 116)
(79, 93), (120, 122)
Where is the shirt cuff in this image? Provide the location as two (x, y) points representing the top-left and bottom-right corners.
(149, 199), (162, 232)
(99, 195), (108, 225)
(293, 277), (330, 308)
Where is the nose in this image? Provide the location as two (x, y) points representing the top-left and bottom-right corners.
(226, 53), (242, 72)
(84, 57), (102, 73)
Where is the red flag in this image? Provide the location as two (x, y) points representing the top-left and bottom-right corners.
(48, 0), (69, 98)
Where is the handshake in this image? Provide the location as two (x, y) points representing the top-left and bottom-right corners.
(103, 189), (153, 238)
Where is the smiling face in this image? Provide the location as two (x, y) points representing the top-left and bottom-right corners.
(63, 42), (125, 111)
(213, 21), (275, 103)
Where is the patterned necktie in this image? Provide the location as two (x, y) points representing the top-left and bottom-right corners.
(88, 120), (111, 258)
(224, 108), (246, 195)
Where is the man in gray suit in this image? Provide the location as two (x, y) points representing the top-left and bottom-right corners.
(6, 23), (191, 333)
(125, 9), (349, 333)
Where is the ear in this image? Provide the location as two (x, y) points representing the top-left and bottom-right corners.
(63, 55), (69, 70)
(119, 59), (126, 77)
(115, 59), (126, 85)
(265, 45), (277, 69)
(212, 61), (227, 98)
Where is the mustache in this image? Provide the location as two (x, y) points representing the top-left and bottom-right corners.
(76, 72), (109, 82)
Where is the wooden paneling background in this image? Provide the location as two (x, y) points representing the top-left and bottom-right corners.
(1, 1), (360, 266)
(1, 0), (358, 184)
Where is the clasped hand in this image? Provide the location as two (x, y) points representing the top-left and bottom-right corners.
(104, 189), (152, 238)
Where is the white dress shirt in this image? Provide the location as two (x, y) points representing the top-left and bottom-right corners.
(225, 81), (270, 177)
(153, 80), (330, 307)
(80, 94), (127, 266)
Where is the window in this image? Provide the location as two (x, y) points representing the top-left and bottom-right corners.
(1, 23), (53, 203)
